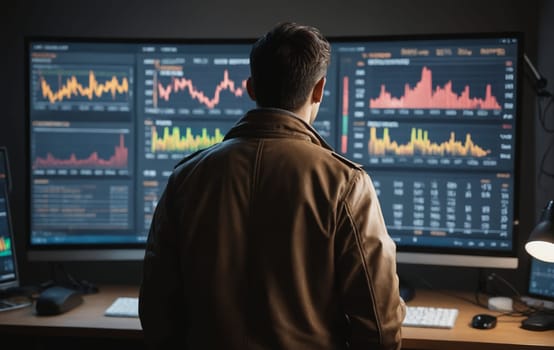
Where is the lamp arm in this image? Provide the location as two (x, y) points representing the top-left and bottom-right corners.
(524, 54), (546, 87)
(524, 53), (551, 98)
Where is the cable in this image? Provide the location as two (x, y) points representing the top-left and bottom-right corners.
(404, 272), (547, 320)
(41, 263), (98, 294)
(539, 138), (554, 180)
(537, 94), (554, 133)
(536, 93), (554, 182)
(527, 53), (554, 181)
(487, 273), (521, 298)
(484, 272), (539, 316)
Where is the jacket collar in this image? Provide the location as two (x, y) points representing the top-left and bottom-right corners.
(224, 108), (333, 151)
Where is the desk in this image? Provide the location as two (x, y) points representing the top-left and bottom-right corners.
(0, 285), (552, 349)
(0, 285), (142, 349)
(401, 289), (554, 350)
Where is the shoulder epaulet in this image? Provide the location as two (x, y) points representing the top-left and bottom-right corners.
(331, 152), (363, 169)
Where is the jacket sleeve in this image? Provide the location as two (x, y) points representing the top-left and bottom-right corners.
(139, 175), (186, 348)
(335, 170), (406, 350)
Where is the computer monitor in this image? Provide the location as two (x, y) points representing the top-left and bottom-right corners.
(328, 33), (521, 269)
(0, 182), (21, 290)
(528, 258), (554, 303)
(26, 38), (256, 260)
(26, 33), (522, 267)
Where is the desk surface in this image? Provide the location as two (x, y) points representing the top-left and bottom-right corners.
(401, 289), (554, 350)
(0, 285), (552, 349)
(0, 285), (142, 339)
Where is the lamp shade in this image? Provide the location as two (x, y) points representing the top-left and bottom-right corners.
(525, 200), (554, 263)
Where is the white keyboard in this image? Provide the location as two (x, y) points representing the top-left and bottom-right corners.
(402, 306), (459, 329)
(104, 297), (139, 318)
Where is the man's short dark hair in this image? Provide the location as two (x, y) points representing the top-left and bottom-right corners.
(249, 22), (331, 111)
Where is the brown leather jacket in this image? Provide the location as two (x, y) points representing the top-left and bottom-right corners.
(139, 108), (405, 349)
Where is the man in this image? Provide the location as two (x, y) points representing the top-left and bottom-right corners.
(139, 22), (405, 349)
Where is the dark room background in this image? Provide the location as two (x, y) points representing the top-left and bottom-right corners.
(1, 0), (553, 295)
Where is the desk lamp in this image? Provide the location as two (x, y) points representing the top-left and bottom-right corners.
(525, 200), (554, 263)
(521, 200), (554, 331)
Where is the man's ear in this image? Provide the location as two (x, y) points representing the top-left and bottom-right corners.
(312, 77), (326, 103)
(246, 77), (256, 101)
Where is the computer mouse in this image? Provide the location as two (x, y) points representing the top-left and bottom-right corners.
(35, 286), (84, 316)
(471, 313), (497, 329)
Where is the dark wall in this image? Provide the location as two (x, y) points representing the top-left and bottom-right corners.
(536, 2), (554, 215)
(0, 0), (548, 293)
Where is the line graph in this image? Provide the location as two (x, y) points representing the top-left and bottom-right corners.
(157, 70), (247, 109)
(32, 65), (133, 112)
(144, 57), (254, 116)
(40, 71), (129, 103)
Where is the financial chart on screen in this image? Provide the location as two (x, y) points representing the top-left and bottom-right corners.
(27, 34), (521, 264)
(28, 40), (255, 249)
(328, 35), (520, 265)
(0, 184), (17, 287)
